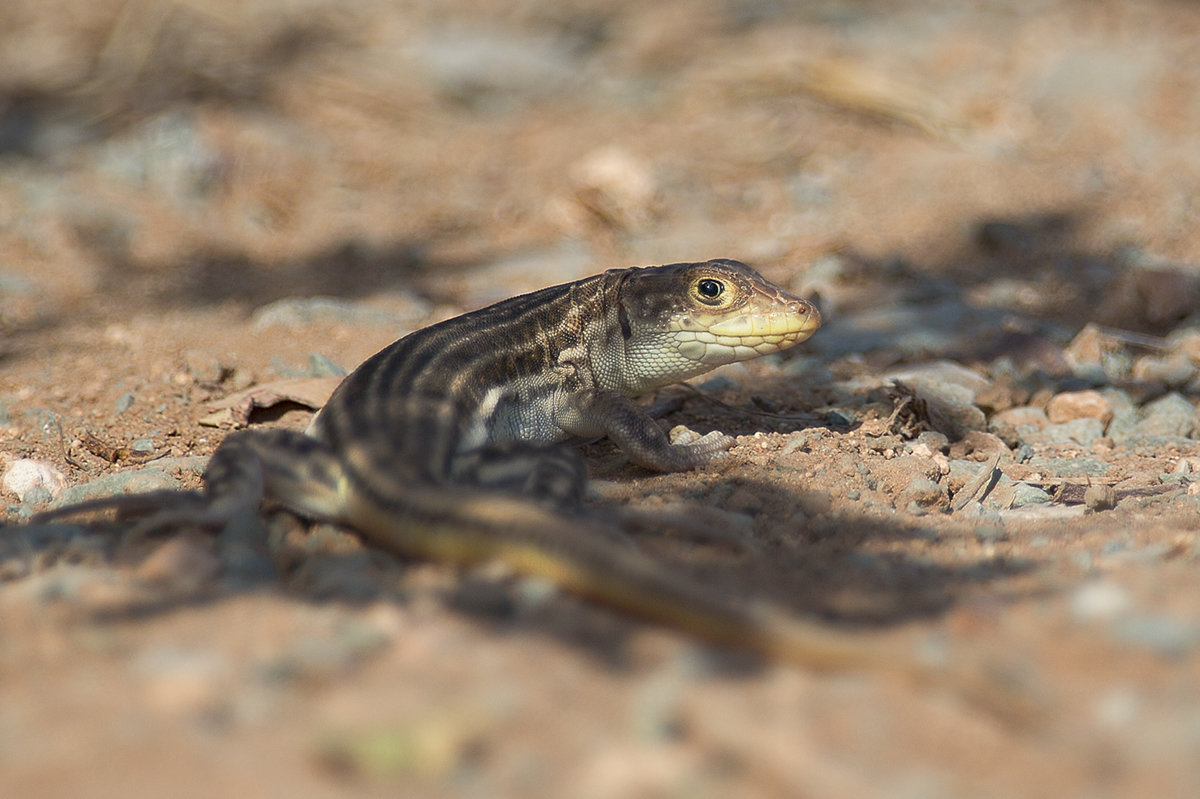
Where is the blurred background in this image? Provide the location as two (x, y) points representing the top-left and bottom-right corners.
(4, 1), (1200, 797)
(2, 0), (1197, 333)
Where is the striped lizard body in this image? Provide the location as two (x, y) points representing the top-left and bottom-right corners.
(40, 259), (920, 672)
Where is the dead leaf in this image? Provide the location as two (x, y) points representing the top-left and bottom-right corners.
(200, 377), (342, 428)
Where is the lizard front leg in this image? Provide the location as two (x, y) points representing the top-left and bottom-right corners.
(580, 390), (735, 472)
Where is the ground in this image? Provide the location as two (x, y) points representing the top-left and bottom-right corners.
(2, 1), (1200, 797)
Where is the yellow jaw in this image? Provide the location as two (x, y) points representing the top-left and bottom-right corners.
(671, 299), (822, 365)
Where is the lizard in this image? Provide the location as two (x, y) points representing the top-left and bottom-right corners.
(35, 259), (925, 675)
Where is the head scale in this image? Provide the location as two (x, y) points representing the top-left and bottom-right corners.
(613, 258), (821, 391)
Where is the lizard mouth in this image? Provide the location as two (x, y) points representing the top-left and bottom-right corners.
(670, 299), (822, 364)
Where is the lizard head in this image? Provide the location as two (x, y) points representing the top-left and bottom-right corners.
(615, 258), (822, 389)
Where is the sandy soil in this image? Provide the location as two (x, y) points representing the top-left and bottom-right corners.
(2, 1), (1200, 796)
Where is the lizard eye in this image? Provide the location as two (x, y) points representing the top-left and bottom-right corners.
(696, 278), (724, 301)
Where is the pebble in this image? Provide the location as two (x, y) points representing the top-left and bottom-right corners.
(252, 293), (403, 328)
(824, 409), (855, 427)
(1037, 418), (1105, 446)
(993, 406), (1049, 429)
(1046, 389), (1113, 425)
(1084, 484), (1118, 513)
(15, 486), (53, 516)
(51, 466), (182, 508)
(900, 476), (949, 512)
(1100, 388), (1141, 441)
(1062, 323), (1106, 369)
(3, 458), (67, 502)
(914, 430), (950, 454)
(955, 499), (1003, 526)
(1132, 353), (1196, 388)
(307, 353), (347, 378)
(883, 363), (990, 439)
(1009, 481), (1053, 509)
(114, 392), (136, 413)
(1024, 456), (1109, 477)
(1124, 392), (1196, 439)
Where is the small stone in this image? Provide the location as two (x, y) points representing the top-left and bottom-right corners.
(1041, 418), (1105, 446)
(1063, 323), (1106, 367)
(885, 362), (990, 439)
(115, 392), (136, 413)
(956, 499), (1003, 525)
(905, 501), (928, 516)
(3, 459), (68, 502)
(1100, 388), (1141, 441)
(993, 406), (1049, 429)
(1026, 456), (1109, 478)
(1009, 482), (1052, 508)
(1173, 330), (1200, 363)
(1132, 353), (1196, 388)
(824, 409), (855, 427)
(668, 425), (701, 446)
(131, 438), (156, 453)
(952, 431), (1011, 458)
(1046, 390), (1113, 425)
(915, 431), (950, 453)
(51, 467), (181, 508)
(252, 297), (409, 332)
(1084, 484), (1118, 513)
(307, 353), (347, 378)
(19, 486), (53, 510)
(900, 476), (949, 512)
(1126, 392), (1197, 439)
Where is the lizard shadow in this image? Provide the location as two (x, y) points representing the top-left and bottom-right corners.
(38, 476), (1038, 677)
(28, 370), (1044, 676)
